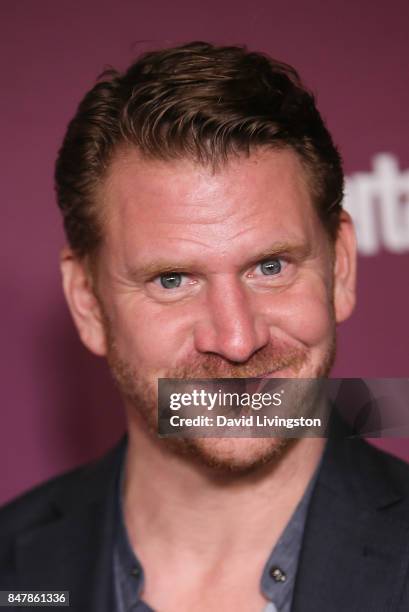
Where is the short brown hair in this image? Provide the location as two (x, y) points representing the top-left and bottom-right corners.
(55, 41), (344, 258)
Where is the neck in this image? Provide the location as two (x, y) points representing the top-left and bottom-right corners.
(123, 417), (325, 568)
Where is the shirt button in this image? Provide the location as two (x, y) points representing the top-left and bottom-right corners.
(270, 566), (287, 582)
(130, 566), (141, 578)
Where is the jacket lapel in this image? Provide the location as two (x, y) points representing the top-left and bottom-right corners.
(13, 438), (127, 612)
(292, 423), (409, 612)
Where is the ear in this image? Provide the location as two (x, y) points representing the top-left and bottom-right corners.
(60, 247), (107, 356)
(333, 210), (357, 323)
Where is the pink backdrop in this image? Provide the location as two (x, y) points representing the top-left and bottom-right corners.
(1, 0), (408, 504)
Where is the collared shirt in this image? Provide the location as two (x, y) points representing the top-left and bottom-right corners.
(113, 456), (319, 612)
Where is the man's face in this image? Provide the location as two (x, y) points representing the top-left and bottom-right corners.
(63, 147), (356, 472)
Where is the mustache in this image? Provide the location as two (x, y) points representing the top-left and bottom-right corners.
(162, 341), (308, 379)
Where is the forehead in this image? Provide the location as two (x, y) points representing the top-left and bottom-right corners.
(99, 147), (322, 265)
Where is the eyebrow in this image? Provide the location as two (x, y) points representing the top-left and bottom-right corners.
(245, 242), (311, 267)
(125, 241), (311, 281)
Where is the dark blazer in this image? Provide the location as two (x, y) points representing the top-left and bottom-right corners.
(2, 422), (409, 611)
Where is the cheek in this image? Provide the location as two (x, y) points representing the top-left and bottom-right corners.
(108, 297), (195, 369)
(263, 283), (334, 348)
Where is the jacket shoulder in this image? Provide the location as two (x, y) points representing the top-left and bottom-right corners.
(363, 440), (409, 495)
(0, 437), (126, 542)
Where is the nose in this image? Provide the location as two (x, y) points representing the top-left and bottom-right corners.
(193, 276), (270, 363)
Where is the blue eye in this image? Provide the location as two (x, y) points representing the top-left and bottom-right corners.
(260, 259), (282, 275)
(159, 273), (182, 289)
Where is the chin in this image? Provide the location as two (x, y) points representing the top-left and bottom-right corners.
(165, 436), (295, 475)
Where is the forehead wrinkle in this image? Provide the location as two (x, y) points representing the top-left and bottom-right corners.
(103, 156), (269, 227)
(153, 235), (220, 251)
(217, 214), (306, 244)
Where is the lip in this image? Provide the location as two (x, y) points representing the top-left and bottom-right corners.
(257, 368), (290, 379)
(245, 370), (288, 395)
(258, 370), (279, 378)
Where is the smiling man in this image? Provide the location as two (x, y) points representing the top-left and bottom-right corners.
(1, 42), (409, 612)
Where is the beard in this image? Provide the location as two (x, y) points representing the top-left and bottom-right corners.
(103, 313), (337, 475)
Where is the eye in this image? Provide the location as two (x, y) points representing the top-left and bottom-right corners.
(159, 272), (183, 289)
(259, 258), (282, 275)
(150, 271), (198, 300)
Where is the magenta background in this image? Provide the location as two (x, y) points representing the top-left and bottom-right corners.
(1, 0), (408, 505)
